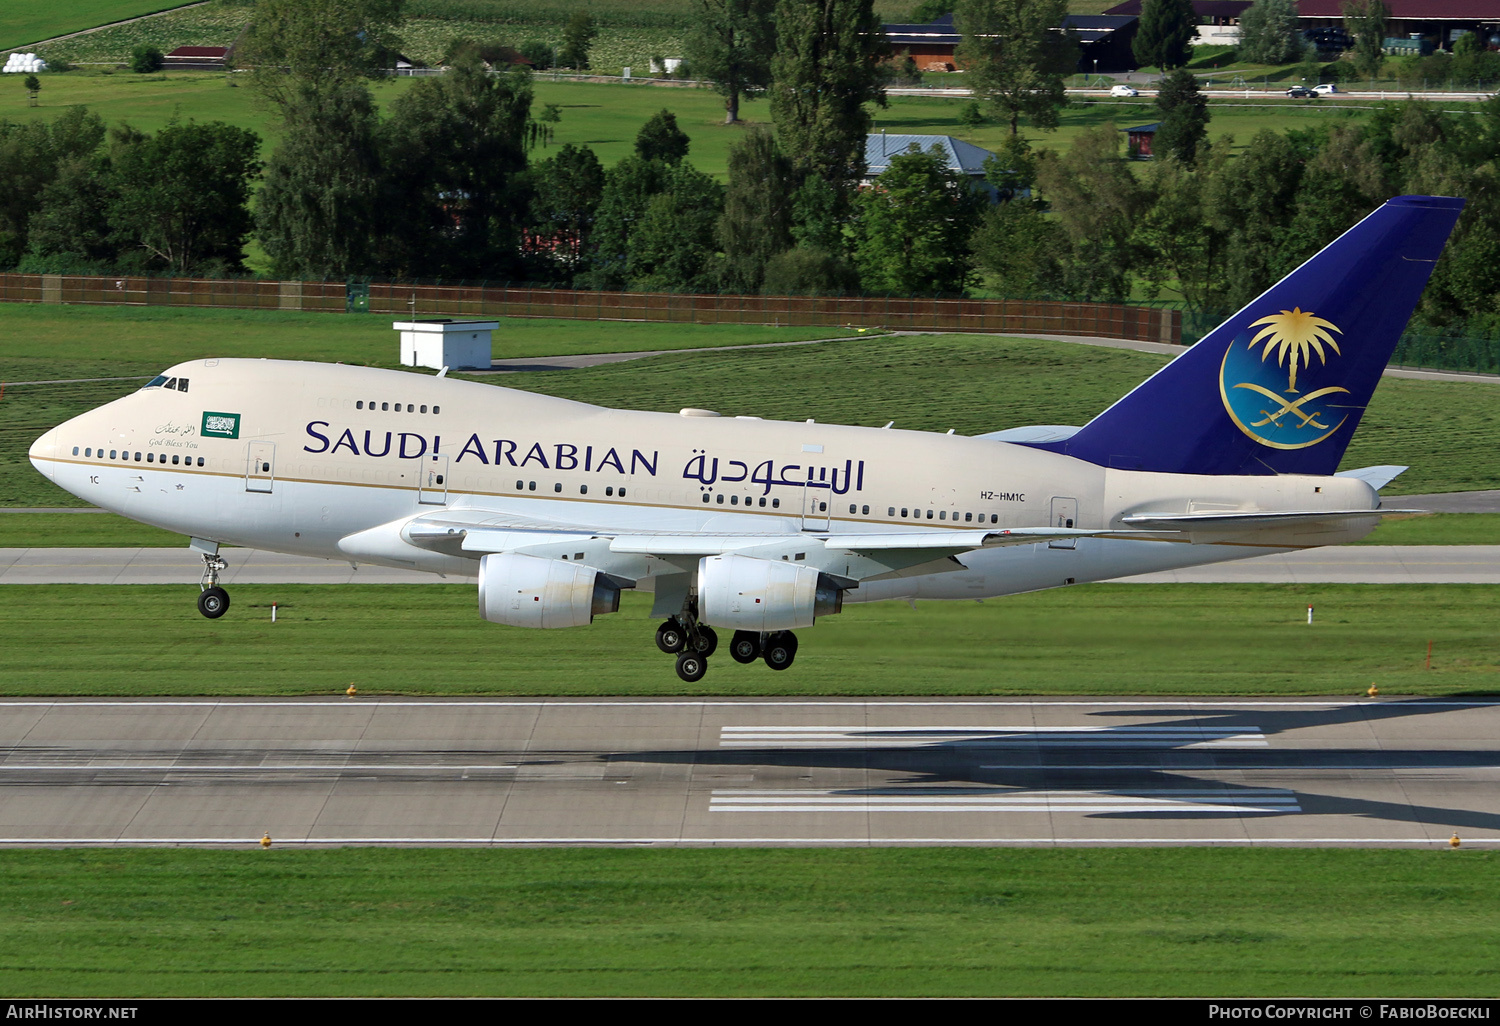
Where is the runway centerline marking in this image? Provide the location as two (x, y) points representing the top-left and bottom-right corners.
(707, 787), (1301, 815)
(718, 726), (1270, 748)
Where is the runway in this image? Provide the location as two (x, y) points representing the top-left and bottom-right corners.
(2, 697), (1498, 847)
(1, 545), (1498, 584)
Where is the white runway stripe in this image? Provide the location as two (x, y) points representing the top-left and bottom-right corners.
(719, 725), (1270, 748)
(709, 788), (1300, 814)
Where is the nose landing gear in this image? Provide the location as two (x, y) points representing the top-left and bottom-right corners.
(197, 552), (230, 619)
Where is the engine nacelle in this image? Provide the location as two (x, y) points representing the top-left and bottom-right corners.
(478, 553), (622, 629)
(697, 554), (843, 632)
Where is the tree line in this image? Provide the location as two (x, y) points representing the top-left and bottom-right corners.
(3, 0), (1499, 338)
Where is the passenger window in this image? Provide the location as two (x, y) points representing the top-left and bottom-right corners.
(702, 493), (711, 503)
(433, 406), (440, 414)
(580, 485), (587, 495)
(862, 505), (869, 515)
(357, 401), (364, 409)
(606, 486), (614, 496)
(731, 495), (739, 505)
(197, 458), (204, 467)
(172, 455), (180, 465)
(147, 452), (154, 463)
(939, 511), (946, 520)
(759, 497), (766, 507)
(848, 504), (855, 514)
(110, 450), (117, 459)
(382, 402), (389, 411)
(420, 405), (427, 414)
(716, 494), (725, 504)
(770, 497), (777, 508)
(407, 404), (414, 412)
(926, 510), (934, 519)
(619, 488), (627, 497)
(991, 514), (998, 524)
(516, 480), (523, 490)
(528, 481), (535, 491)
(72, 446), (80, 455)
(901, 508), (908, 517)
(554, 483), (562, 493)
(965, 512), (972, 522)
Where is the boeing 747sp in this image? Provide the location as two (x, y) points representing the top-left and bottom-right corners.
(29, 196), (1465, 680)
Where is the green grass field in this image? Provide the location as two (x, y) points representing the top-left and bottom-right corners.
(0, 583), (1493, 696)
(0, 847), (1495, 997)
(3, 313), (1498, 506)
(0, 1), (197, 51)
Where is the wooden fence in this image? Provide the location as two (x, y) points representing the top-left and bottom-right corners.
(0, 273), (1183, 344)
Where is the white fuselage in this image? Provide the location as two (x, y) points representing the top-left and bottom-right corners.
(29, 359), (1382, 600)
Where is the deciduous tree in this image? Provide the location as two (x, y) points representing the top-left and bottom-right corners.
(1153, 68), (1210, 164)
(560, 12), (598, 70)
(770, 0), (889, 190)
(109, 120), (261, 275)
(1342, 0), (1388, 81)
(635, 109), (691, 164)
(238, 0), (405, 113)
(954, 0), (1076, 136)
(684, 0), (777, 124)
(1237, 0), (1302, 65)
(853, 144), (983, 293)
(719, 128), (797, 291)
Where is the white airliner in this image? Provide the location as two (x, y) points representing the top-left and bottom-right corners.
(28, 196), (1463, 681)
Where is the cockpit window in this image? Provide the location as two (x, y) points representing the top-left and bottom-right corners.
(140, 375), (189, 392)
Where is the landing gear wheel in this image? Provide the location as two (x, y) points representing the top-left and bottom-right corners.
(197, 586), (230, 619)
(729, 630), (761, 664)
(675, 650), (708, 683)
(763, 631), (797, 671)
(689, 625), (718, 657)
(655, 619), (686, 654)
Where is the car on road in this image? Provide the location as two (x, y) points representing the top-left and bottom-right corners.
(1312, 83), (1338, 94)
(1110, 84), (1139, 97)
(1286, 85), (1316, 98)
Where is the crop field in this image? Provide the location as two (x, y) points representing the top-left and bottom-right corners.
(0, 2), (198, 51)
(0, 847), (1497, 997)
(0, 582), (1494, 696)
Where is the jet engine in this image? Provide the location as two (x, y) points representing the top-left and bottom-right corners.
(478, 552), (623, 629)
(697, 554), (844, 632)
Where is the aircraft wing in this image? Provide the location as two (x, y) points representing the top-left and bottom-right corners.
(395, 510), (1131, 583)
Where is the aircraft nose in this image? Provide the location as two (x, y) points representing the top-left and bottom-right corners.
(28, 427), (58, 482)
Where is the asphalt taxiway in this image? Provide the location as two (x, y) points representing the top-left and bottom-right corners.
(1, 697), (1497, 847)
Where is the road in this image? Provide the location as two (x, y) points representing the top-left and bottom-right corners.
(2, 697), (1496, 847)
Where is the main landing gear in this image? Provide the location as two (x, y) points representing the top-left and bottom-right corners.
(197, 552), (230, 619)
(654, 615), (797, 682)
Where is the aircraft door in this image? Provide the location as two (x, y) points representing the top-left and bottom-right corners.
(800, 482), (830, 531)
(419, 453), (450, 505)
(245, 441), (275, 493)
(1049, 496), (1078, 549)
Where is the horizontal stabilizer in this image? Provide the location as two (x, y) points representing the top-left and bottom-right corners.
(1335, 465), (1409, 490)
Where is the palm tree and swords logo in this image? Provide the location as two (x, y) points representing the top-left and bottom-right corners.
(1218, 307), (1353, 449)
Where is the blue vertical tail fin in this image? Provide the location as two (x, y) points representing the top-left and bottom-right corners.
(1030, 196), (1465, 476)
